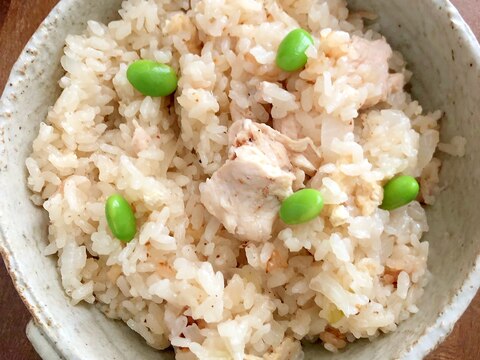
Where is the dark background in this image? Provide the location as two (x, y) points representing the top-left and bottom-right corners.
(0, 0), (479, 359)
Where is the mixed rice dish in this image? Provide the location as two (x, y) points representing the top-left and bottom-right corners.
(25, 0), (466, 359)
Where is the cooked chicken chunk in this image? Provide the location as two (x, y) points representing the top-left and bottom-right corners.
(228, 119), (321, 175)
(273, 115), (300, 140)
(200, 119), (321, 242)
(348, 36), (402, 107)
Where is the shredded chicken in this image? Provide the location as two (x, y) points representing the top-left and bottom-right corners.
(273, 115), (300, 140)
(200, 119), (321, 242)
(348, 36), (403, 107)
(228, 120), (321, 175)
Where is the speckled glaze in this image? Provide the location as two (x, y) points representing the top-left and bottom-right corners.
(0, 0), (479, 359)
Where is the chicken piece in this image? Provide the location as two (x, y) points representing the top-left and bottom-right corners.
(200, 119), (321, 242)
(273, 115), (300, 140)
(348, 36), (398, 107)
(228, 119), (321, 175)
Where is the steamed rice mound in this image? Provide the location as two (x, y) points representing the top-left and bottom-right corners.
(26, 0), (462, 358)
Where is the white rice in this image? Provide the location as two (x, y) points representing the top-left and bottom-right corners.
(26, 0), (463, 358)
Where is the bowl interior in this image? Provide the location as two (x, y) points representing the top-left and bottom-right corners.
(0, 0), (479, 359)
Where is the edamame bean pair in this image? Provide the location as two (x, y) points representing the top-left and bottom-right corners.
(125, 28), (313, 99)
(125, 28), (312, 99)
(279, 176), (419, 226)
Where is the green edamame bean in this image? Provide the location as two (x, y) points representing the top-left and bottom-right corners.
(105, 194), (137, 242)
(127, 60), (178, 97)
(276, 28), (314, 72)
(380, 175), (420, 211)
(279, 189), (324, 225)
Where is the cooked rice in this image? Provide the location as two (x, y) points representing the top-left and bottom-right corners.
(26, 0), (461, 358)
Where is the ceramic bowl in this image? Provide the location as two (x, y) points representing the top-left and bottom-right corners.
(1, 0), (479, 359)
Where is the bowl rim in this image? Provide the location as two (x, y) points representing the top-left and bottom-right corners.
(0, 0), (479, 359)
(400, 1), (480, 357)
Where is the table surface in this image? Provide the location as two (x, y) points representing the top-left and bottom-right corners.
(1, 0), (479, 359)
